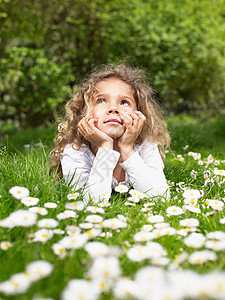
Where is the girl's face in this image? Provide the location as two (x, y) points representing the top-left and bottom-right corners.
(92, 78), (137, 139)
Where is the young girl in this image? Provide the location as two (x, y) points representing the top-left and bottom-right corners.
(49, 64), (170, 203)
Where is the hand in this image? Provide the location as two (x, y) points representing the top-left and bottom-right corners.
(77, 115), (113, 148)
(117, 110), (146, 158)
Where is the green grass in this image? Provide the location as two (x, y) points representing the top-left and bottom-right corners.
(0, 114), (225, 299)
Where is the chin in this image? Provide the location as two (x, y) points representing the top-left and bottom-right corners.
(108, 133), (123, 139)
(105, 129), (124, 139)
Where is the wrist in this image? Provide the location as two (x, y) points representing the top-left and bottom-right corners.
(99, 141), (113, 149)
(120, 147), (135, 161)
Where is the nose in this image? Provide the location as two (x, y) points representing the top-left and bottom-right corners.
(107, 107), (119, 115)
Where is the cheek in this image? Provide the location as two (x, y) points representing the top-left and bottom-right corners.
(93, 108), (101, 119)
(121, 106), (135, 113)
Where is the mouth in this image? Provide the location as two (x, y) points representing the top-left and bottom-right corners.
(104, 118), (122, 125)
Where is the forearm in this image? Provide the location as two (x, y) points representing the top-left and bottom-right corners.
(120, 147), (135, 162)
(87, 147), (120, 203)
(121, 151), (169, 198)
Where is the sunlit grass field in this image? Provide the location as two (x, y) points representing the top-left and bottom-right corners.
(0, 114), (225, 300)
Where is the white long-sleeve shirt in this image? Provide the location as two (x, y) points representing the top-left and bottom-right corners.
(60, 141), (169, 203)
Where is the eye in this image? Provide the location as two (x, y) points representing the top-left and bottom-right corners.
(121, 100), (130, 106)
(96, 98), (106, 104)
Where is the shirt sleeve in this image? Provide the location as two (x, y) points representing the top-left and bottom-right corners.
(61, 146), (120, 203)
(120, 144), (169, 199)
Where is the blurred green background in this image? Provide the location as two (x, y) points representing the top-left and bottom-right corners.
(0, 0), (225, 133)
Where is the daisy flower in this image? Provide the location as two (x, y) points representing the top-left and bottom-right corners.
(177, 154), (184, 161)
(0, 273), (31, 295)
(98, 201), (110, 208)
(52, 243), (67, 259)
(183, 198), (198, 206)
(189, 250), (217, 264)
(127, 196), (140, 203)
(44, 202), (57, 209)
(205, 240), (225, 251)
(117, 214), (127, 222)
(161, 227), (176, 236)
(67, 192), (80, 200)
(207, 154), (214, 164)
(57, 210), (77, 220)
(134, 231), (154, 242)
(154, 222), (170, 229)
(21, 197), (39, 207)
(142, 224), (153, 231)
(92, 278), (112, 293)
(166, 206), (184, 216)
(37, 218), (59, 228)
(79, 223), (93, 229)
(179, 218), (199, 227)
(28, 207), (48, 216)
(183, 233), (206, 248)
(34, 229), (54, 243)
(65, 201), (85, 211)
(127, 245), (149, 262)
(1, 210), (37, 228)
(135, 266), (165, 283)
(115, 184), (128, 193)
(183, 189), (201, 200)
(152, 256), (170, 266)
(100, 232), (113, 238)
(86, 206), (105, 214)
(26, 260), (54, 282)
(190, 170), (197, 179)
(147, 215), (164, 223)
(65, 225), (81, 236)
(9, 186), (29, 200)
(53, 229), (65, 235)
(183, 205), (201, 213)
(61, 279), (99, 300)
(150, 229), (165, 239)
(208, 199), (224, 210)
(129, 189), (146, 199)
(85, 215), (103, 223)
(89, 256), (121, 279)
(113, 278), (140, 299)
(85, 242), (110, 258)
(102, 218), (127, 229)
(59, 234), (88, 249)
(194, 153), (201, 160)
(0, 241), (13, 250)
(206, 231), (225, 240)
(220, 217), (225, 224)
(86, 228), (102, 239)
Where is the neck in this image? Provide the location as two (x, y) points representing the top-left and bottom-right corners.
(90, 140), (120, 156)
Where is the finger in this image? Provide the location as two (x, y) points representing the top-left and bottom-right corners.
(77, 126), (87, 138)
(127, 111), (140, 123)
(79, 117), (94, 135)
(132, 111), (146, 129)
(122, 111), (138, 127)
(134, 110), (146, 121)
(87, 118), (98, 130)
(85, 115), (94, 124)
(121, 112), (133, 126)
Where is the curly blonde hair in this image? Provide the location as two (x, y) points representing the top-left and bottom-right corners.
(48, 64), (171, 178)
